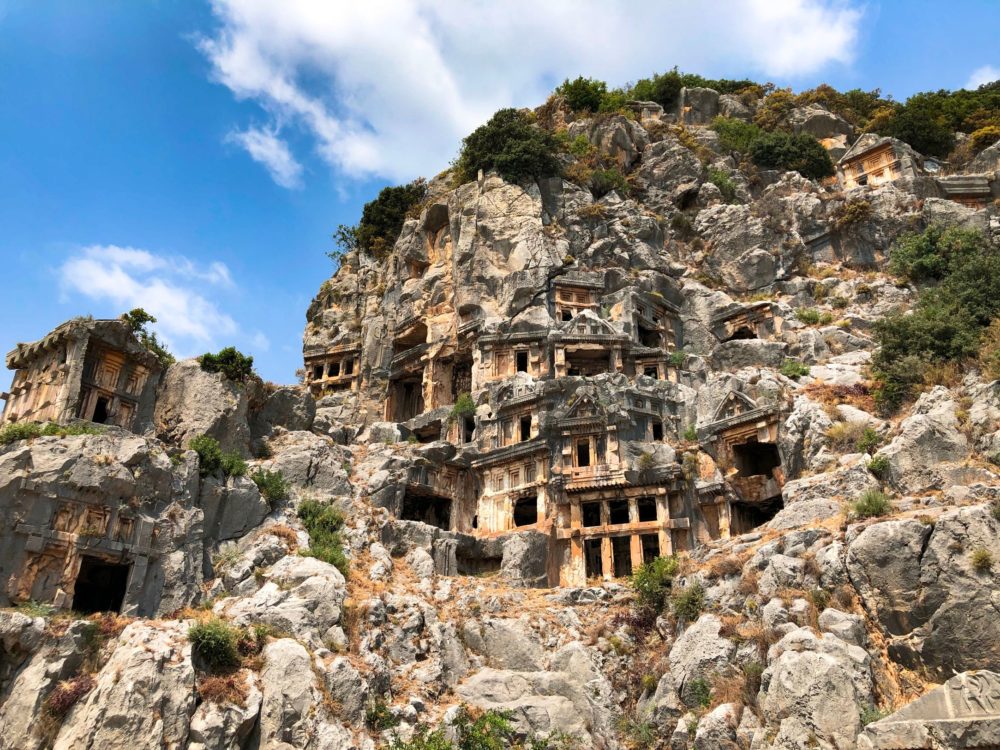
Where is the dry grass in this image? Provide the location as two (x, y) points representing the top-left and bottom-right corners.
(803, 382), (875, 412)
(921, 361), (962, 389)
(197, 671), (250, 707)
(705, 552), (748, 580)
(825, 421), (869, 452)
(258, 523), (300, 549)
(736, 568), (760, 596)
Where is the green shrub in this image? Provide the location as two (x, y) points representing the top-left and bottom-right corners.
(683, 424), (698, 442)
(0, 421), (104, 446)
(971, 547), (994, 573)
(451, 393), (476, 419)
(220, 452), (247, 478)
(199, 347), (254, 383)
(188, 617), (241, 670)
(667, 350), (686, 368)
(889, 225), (986, 283)
(687, 677), (712, 708)
(632, 555), (680, 612)
(749, 131), (835, 179)
(867, 454), (890, 478)
(970, 125), (1000, 154)
(554, 76), (608, 113)
(705, 167), (737, 202)
(365, 698), (399, 730)
(780, 359), (810, 379)
(190, 435), (223, 476)
(455, 108), (561, 185)
(856, 427), (881, 454)
(874, 226), (1000, 413)
(859, 704), (891, 727)
(590, 167), (629, 198)
(711, 117), (765, 153)
(251, 469), (288, 505)
(332, 179), (426, 261)
(297, 499), (349, 577)
(672, 581), (705, 622)
(834, 198), (873, 230)
(852, 490), (892, 519)
(992, 497), (1000, 522)
(796, 308), (822, 325)
(388, 725), (452, 750)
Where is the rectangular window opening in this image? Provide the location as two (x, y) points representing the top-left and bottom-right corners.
(582, 502), (602, 527)
(608, 499), (630, 525)
(516, 351), (529, 372)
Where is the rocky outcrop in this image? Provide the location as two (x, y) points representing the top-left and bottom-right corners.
(154, 358), (251, 455)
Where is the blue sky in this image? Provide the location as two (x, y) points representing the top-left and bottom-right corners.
(0, 0), (997, 386)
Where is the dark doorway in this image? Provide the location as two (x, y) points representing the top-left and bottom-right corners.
(637, 496), (657, 522)
(73, 556), (129, 614)
(92, 397), (110, 425)
(641, 534), (660, 563)
(561, 310), (573, 322)
(733, 441), (782, 477)
(584, 539), (604, 579)
(344, 358), (354, 375)
(644, 366), (659, 378)
(608, 499), (630, 525)
(582, 502), (601, 527)
(519, 415), (531, 442)
(462, 416), (476, 443)
(328, 361), (340, 377)
(312, 365), (324, 380)
(730, 495), (784, 535)
(637, 324), (661, 348)
(727, 326), (757, 341)
(612, 536), (633, 577)
(400, 491), (451, 530)
(516, 351), (529, 372)
(652, 421), (664, 441)
(576, 440), (591, 467)
(513, 496), (536, 527)
(391, 374), (425, 422)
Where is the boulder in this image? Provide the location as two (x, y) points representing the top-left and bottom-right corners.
(567, 115), (650, 170)
(759, 627), (873, 749)
(858, 670), (1000, 750)
(54, 622), (196, 750)
(666, 614), (737, 707)
(154, 358), (251, 455)
(461, 618), (545, 671)
(877, 386), (969, 493)
(679, 87), (720, 125)
(847, 506), (1000, 679)
(693, 702), (740, 749)
(249, 386), (316, 439)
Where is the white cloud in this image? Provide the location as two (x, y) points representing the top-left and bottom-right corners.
(58, 245), (238, 356)
(227, 126), (304, 188)
(966, 65), (1000, 90)
(198, 0), (864, 184)
(251, 331), (271, 352)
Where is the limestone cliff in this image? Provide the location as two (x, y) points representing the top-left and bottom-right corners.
(2, 85), (1000, 750)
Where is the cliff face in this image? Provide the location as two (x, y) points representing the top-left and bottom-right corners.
(2, 89), (1000, 750)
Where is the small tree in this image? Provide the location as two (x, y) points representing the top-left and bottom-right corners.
(199, 347), (254, 383)
(554, 76), (608, 113)
(632, 555), (680, 611)
(119, 308), (174, 367)
(190, 435), (223, 476)
(455, 108), (561, 184)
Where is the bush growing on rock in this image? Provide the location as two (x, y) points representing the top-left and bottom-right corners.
(43, 673), (96, 717)
(671, 581), (705, 622)
(120, 307), (174, 366)
(297, 499), (349, 576)
(971, 547), (994, 573)
(875, 226), (1000, 413)
(780, 359), (810, 379)
(455, 108), (561, 184)
(554, 76), (607, 113)
(590, 167), (629, 198)
(705, 167), (737, 202)
(199, 346), (254, 383)
(632, 555), (679, 611)
(250, 469), (288, 505)
(388, 705), (570, 750)
(190, 434), (223, 476)
(749, 130), (835, 179)
(333, 179), (427, 261)
(219, 451), (248, 478)
(450, 393), (476, 419)
(0, 421), (103, 446)
(867, 454), (890, 477)
(851, 489), (892, 519)
(188, 617), (241, 670)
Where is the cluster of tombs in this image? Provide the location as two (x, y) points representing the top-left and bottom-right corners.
(376, 378), (786, 587)
(302, 269), (791, 587)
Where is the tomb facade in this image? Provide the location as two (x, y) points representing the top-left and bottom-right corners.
(1, 317), (162, 432)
